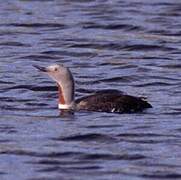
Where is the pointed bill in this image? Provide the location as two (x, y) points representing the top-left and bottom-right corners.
(33, 65), (47, 72)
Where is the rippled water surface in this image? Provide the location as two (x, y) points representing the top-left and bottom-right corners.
(0, 0), (181, 179)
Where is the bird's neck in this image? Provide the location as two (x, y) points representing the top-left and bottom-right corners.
(58, 84), (66, 104)
(57, 83), (74, 110)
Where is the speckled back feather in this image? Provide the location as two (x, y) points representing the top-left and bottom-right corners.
(76, 90), (152, 113)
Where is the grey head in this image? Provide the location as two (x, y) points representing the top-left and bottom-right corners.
(34, 64), (75, 106)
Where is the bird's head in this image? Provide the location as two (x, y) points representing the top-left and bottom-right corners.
(33, 64), (72, 85)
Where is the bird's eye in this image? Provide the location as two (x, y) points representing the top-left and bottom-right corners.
(54, 68), (58, 71)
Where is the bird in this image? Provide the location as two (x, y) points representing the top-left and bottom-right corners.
(34, 64), (152, 114)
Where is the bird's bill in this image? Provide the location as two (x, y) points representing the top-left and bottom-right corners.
(33, 65), (48, 72)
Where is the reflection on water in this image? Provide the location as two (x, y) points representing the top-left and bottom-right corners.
(0, 0), (181, 179)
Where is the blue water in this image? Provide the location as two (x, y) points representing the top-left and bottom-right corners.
(0, 0), (181, 179)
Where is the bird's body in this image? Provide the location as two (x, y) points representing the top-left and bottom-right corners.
(75, 89), (151, 113)
(34, 64), (152, 114)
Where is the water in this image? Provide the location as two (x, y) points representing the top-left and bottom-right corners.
(0, 0), (181, 179)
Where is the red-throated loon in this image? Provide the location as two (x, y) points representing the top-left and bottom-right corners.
(34, 64), (152, 113)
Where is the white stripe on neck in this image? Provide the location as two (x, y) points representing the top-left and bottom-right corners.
(58, 103), (74, 110)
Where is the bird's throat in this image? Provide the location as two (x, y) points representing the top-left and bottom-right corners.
(57, 84), (66, 105)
